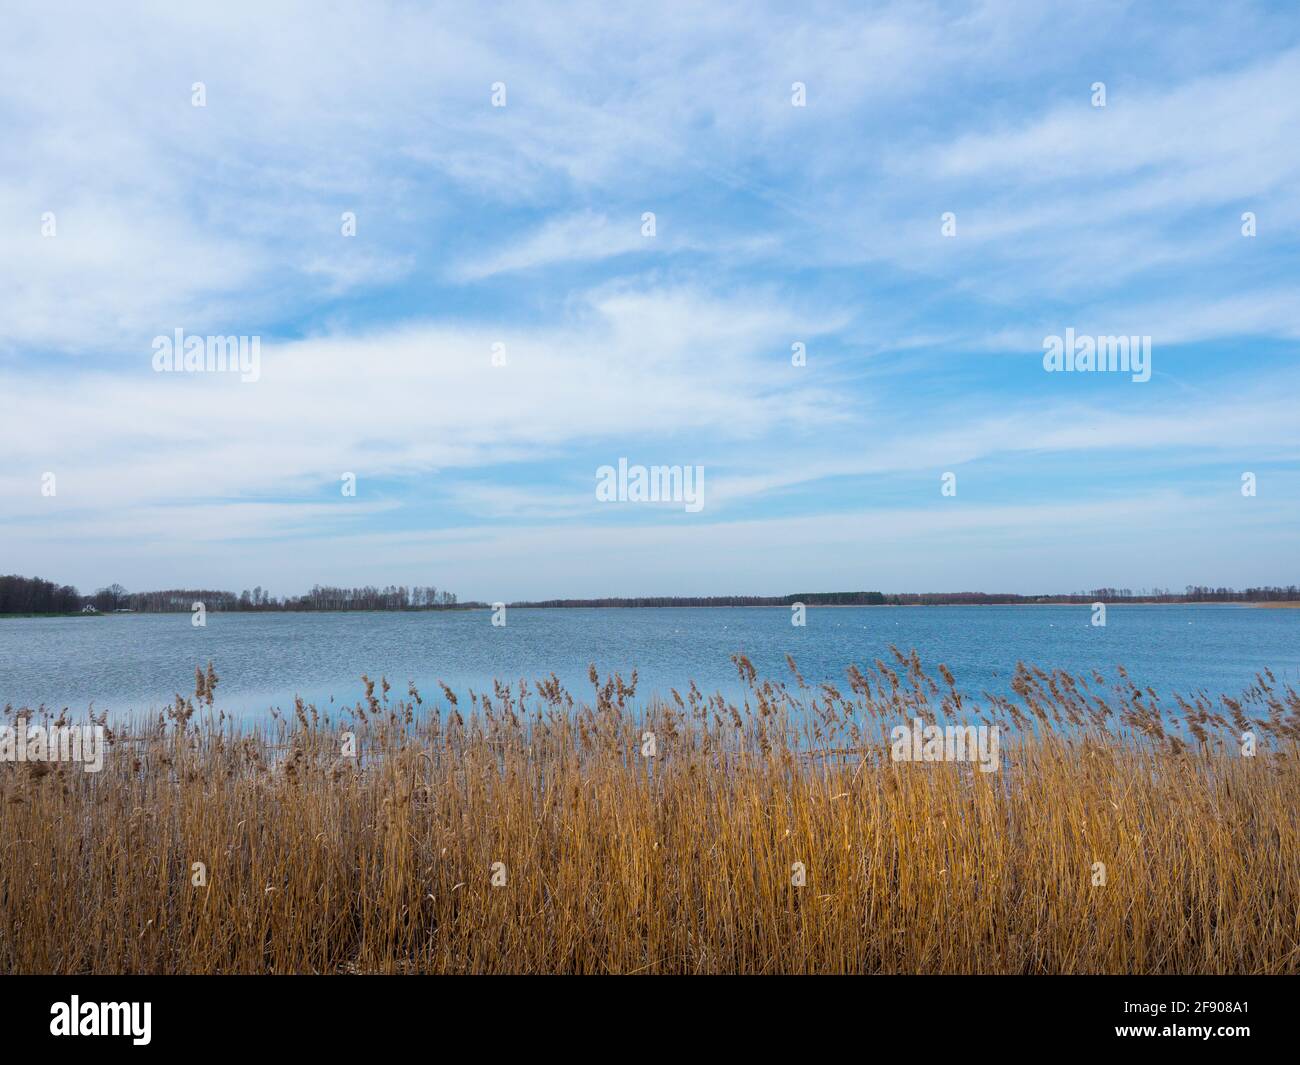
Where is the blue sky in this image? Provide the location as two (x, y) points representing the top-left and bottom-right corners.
(1, 1), (1298, 600)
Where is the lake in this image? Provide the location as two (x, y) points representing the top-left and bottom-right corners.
(2, 605), (1297, 718)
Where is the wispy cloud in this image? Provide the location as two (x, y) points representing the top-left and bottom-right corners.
(452, 212), (650, 280)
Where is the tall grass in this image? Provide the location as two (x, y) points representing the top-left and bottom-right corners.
(2, 651), (1297, 974)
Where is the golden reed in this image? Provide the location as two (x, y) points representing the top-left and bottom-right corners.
(2, 651), (1296, 974)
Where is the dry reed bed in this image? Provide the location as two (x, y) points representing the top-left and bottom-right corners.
(2, 651), (1298, 974)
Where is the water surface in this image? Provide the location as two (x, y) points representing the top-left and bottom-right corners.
(2, 605), (1296, 718)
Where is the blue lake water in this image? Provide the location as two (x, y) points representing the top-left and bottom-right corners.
(1, 605), (1297, 718)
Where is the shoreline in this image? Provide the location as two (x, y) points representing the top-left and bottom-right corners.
(5, 599), (1298, 618)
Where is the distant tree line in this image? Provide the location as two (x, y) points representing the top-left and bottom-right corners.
(4, 574), (1298, 616)
(0, 574), (83, 614)
(273, 585), (461, 611)
(880, 586), (1300, 605)
(508, 587), (1300, 608)
(1175, 585), (1300, 602)
(0, 575), (465, 615)
(511, 592), (889, 607)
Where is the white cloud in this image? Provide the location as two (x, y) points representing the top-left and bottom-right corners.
(0, 284), (845, 516)
(452, 212), (650, 280)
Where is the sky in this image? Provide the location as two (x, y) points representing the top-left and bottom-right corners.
(1, 0), (1298, 601)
